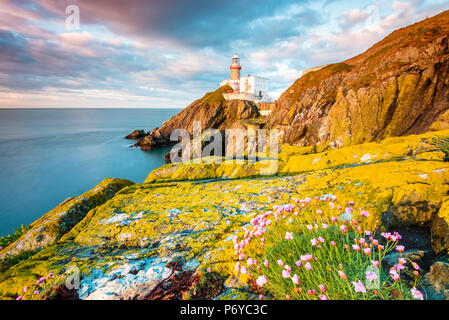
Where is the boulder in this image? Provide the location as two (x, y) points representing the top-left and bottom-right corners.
(125, 129), (146, 139)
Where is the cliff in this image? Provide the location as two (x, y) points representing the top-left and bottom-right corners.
(2, 129), (449, 300)
(268, 10), (449, 147)
(133, 85), (260, 151)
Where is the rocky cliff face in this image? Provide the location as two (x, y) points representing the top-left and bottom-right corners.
(268, 10), (449, 147)
(133, 85), (260, 151)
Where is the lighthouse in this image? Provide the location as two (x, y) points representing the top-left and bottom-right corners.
(220, 53), (272, 105)
(230, 54), (241, 80)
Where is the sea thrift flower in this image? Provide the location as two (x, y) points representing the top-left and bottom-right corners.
(331, 216), (337, 223)
(263, 260), (269, 267)
(390, 269), (399, 281)
(359, 238), (365, 244)
(340, 225), (347, 233)
(352, 244), (361, 251)
(338, 270), (347, 280)
(411, 262), (420, 270)
(306, 225), (313, 231)
(322, 223), (328, 230)
(277, 259), (284, 267)
(330, 241), (336, 247)
(318, 236), (325, 243)
(366, 271), (378, 282)
(305, 262), (312, 271)
(256, 275), (268, 287)
(396, 245), (405, 253)
(284, 265), (291, 272)
(319, 294), (328, 300)
(411, 287), (424, 300)
(33, 291), (39, 295)
(285, 232), (293, 240)
(295, 260), (302, 267)
(238, 253), (245, 261)
(319, 285), (327, 293)
(352, 281), (366, 293)
(311, 238), (318, 246)
(23, 286), (29, 293)
(292, 274), (300, 285)
(300, 254), (313, 262)
(363, 248), (371, 256)
(259, 294), (264, 300)
(360, 210), (369, 217)
(240, 266), (247, 274)
(16, 296), (23, 300)
(206, 267), (211, 273)
(316, 209), (323, 214)
(247, 258), (253, 266)
(399, 258), (406, 265)
(307, 289), (316, 296)
(371, 260), (379, 267)
(286, 294), (291, 300)
(282, 269), (291, 278)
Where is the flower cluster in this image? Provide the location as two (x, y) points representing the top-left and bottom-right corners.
(232, 195), (424, 300)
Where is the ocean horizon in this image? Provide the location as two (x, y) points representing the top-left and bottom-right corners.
(0, 108), (181, 236)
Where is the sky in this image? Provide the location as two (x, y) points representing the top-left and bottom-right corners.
(0, 0), (448, 108)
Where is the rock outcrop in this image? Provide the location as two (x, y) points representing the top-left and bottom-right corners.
(129, 85), (260, 153)
(2, 129), (449, 300)
(267, 10), (449, 148)
(0, 178), (134, 260)
(125, 129), (146, 139)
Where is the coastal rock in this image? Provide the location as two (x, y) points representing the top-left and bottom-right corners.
(125, 129), (146, 139)
(422, 259), (449, 299)
(0, 178), (134, 260)
(131, 85), (259, 154)
(2, 129), (449, 299)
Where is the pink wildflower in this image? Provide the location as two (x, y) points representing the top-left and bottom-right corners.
(411, 287), (423, 300)
(263, 260), (269, 267)
(319, 294), (328, 300)
(396, 245), (405, 253)
(277, 259), (284, 267)
(282, 269), (291, 278)
(319, 285), (326, 293)
(352, 281), (366, 293)
(338, 270), (347, 280)
(256, 275), (268, 287)
(311, 238), (318, 246)
(363, 248), (371, 256)
(305, 262), (312, 270)
(285, 232), (293, 240)
(352, 244), (360, 251)
(291, 274), (300, 285)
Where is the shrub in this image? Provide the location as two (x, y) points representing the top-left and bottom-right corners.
(232, 195), (424, 300)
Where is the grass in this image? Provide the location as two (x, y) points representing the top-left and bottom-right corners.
(233, 195), (424, 300)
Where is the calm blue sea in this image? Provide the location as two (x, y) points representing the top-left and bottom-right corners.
(0, 108), (181, 236)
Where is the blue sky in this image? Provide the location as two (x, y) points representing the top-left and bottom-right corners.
(0, 0), (448, 108)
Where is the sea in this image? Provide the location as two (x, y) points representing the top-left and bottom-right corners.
(0, 108), (181, 236)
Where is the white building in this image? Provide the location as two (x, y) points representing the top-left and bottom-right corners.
(220, 54), (272, 104)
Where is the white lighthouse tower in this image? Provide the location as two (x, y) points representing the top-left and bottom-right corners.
(220, 53), (271, 104)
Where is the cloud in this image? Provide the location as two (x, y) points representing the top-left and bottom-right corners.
(0, 0), (448, 108)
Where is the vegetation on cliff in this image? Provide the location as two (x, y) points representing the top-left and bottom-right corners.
(1, 129), (449, 300)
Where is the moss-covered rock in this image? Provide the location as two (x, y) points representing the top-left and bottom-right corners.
(2, 130), (449, 300)
(0, 178), (134, 260)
